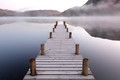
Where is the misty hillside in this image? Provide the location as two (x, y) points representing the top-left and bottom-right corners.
(61, 0), (120, 16)
(0, 9), (16, 16)
(86, 0), (120, 4)
(0, 9), (60, 16)
(17, 10), (60, 16)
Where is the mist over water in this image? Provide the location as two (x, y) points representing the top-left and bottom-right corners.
(0, 17), (120, 80)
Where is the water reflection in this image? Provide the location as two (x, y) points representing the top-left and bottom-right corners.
(68, 24), (120, 80)
(0, 22), (53, 80)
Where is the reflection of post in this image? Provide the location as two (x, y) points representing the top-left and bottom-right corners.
(29, 58), (37, 76)
(66, 28), (68, 32)
(69, 32), (72, 38)
(50, 32), (52, 38)
(82, 58), (89, 76)
(75, 44), (80, 55)
(41, 44), (45, 55)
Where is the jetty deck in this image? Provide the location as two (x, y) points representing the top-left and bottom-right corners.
(23, 21), (95, 80)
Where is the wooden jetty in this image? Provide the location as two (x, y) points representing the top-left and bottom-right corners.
(23, 21), (95, 80)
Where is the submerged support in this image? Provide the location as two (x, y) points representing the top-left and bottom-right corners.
(82, 58), (89, 76)
(29, 58), (37, 76)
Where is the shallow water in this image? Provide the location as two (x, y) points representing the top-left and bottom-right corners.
(0, 17), (120, 80)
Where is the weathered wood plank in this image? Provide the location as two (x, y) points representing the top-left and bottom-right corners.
(26, 71), (92, 75)
(24, 75), (95, 80)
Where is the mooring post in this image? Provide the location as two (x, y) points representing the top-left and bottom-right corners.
(56, 21), (58, 26)
(82, 58), (89, 76)
(41, 44), (45, 55)
(75, 44), (80, 55)
(29, 58), (37, 76)
(50, 32), (52, 38)
(65, 24), (67, 28)
(54, 25), (56, 28)
(63, 21), (66, 25)
(69, 32), (72, 38)
(66, 28), (68, 32)
(53, 28), (55, 32)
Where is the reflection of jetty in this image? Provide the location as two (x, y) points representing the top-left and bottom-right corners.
(23, 21), (95, 80)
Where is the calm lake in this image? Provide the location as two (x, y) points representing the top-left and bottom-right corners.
(0, 17), (120, 80)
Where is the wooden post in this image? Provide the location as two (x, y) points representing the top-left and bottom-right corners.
(56, 21), (58, 26)
(29, 58), (37, 76)
(69, 32), (72, 38)
(41, 44), (45, 55)
(66, 28), (68, 32)
(50, 32), (52, 38)
(82, 58), (89, 76)
(54, 25), (56, 28)
(63, 21), (66, 25)
(65, 24), (67, 28)
(53, 28), (55, 32)
(75, 44), (80, 55)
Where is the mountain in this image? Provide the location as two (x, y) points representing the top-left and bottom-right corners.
(61, 0), (120, 16)
(86, 0), (120, 5)
(0, 9), (60, 16)
(86, 0), (100, 5)
(0, 9), (16, 16)
(17, 10), (60, 16)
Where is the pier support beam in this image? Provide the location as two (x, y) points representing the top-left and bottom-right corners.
(50, 32), (52, 38)
(29, 58), (37, 76)
(75, 44), (80, 55)
(82, 58), (89, 76)
(41, 44), (45, 55)
(69, 32), (72, 38)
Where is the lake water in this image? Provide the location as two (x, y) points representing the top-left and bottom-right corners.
(0, 17), (120, 80)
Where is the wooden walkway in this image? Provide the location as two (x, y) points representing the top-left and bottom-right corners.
(23, 21), (95, 80)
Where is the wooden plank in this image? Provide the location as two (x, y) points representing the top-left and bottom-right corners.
(24, 75), (94, 80)
(36, 62), (82, 65)
(35, 60), (83, 62)
(36, 65), (82, 68)
(34, 68), (87, 71)
(26, 71), (92, 75)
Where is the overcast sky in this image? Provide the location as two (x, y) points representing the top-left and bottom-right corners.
(0, 0), (88, 12)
